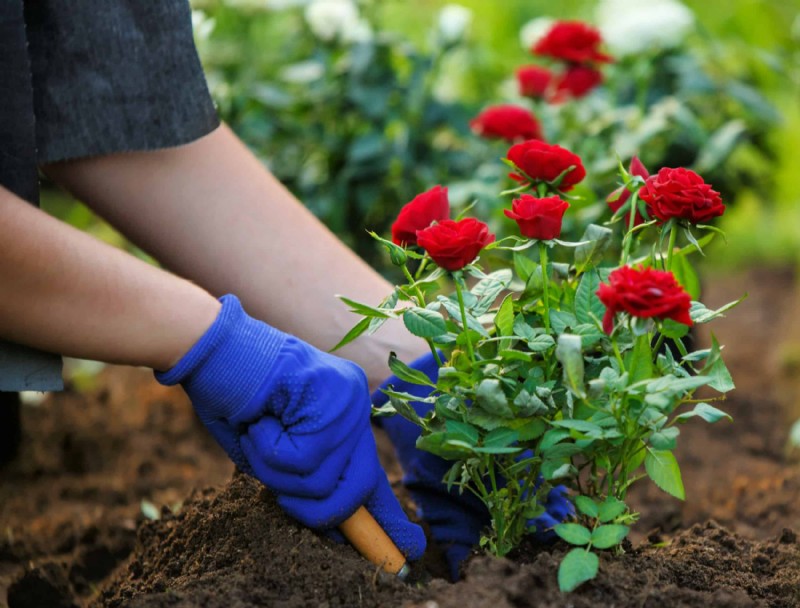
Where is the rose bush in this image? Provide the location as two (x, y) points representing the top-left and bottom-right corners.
(607, 156), (650, 226)
(337, 145), (740, 592)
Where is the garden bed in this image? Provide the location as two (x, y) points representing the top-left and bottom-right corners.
(2, 268), (800, 607)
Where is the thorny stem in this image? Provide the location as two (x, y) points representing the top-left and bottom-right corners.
(454, 274), (476, 363)
(402, 263), (443, 366)
(539, 242), (551, 333)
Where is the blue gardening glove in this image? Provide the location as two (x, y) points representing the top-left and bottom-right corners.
(373, 351), (573, 579)
(156, 295), (425, 561)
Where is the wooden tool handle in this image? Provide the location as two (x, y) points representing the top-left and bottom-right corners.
(339, 506), (409, 578)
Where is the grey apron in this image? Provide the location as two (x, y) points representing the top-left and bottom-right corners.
(0, 0), (220, 391)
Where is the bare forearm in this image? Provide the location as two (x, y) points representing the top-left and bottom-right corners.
(44, 124), (429, 388)
(0, 188), (219, 370)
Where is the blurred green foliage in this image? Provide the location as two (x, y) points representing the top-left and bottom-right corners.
(45, 0), (800, 270)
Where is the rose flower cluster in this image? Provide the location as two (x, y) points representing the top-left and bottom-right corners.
(469, 21), (612, 146)
(518, 21), (612, 104)
(389, 139), (724, 335)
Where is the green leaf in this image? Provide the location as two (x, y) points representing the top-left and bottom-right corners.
(513, 389), (548, 416)
(403, 307), (447, 338)
(574, 224), (613, 273)
(551, 419), (603, 434)
(674, 402), (732, 424)
(661, 319), (690, 340)
(591, 524), (629, 549)
(627, 334), (654, 385)
(445, 420), (480, 446)
(689, 295), (746, 324)
(476, 378), (514, 418)
(650, 426), (680, 450)
(527, 334), (556, 352)
(645, 449), (685, 500)
(598, 497), (627, 523)
(483, 428), (519, 448)
(701, 333), (735, 393)
(386, 393), (423, 426)
(551, 311), (578, 334)
(554, 523), (592, 546)
(514, 252), (538, 282)
(540, 429), (571, 450)
(508, 417), (547, 440)
(330, 317), (371, 352)
(670, 253), (701, 300)
(574, 496), (599, 518)
(575, 270), (605, 325)
(416, 432), (474, 459)
(338, 296), (398, 319)
(558, 548), (599, 592)
(495, 295), (515, 338)
(556, 334), (586, 398)
(388, 352), (436, 387)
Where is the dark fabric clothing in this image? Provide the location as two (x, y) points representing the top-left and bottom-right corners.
(0, 0), (219, 391)
(0, 1), (39, 204)
(24, 1), (220, 164)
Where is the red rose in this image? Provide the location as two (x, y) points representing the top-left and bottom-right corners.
(391, 185), (450, 246)
(639, 167), (724, 224)
(533, 21), (612, 64)
(597, 265), (693, 334)
(504, 194), (569, 241)
(416, 218), (496, 271)
(470, 105), (543, 142)
(516, 65), (553, 99)
(607, 156), (650, 227)
(552, 65), (603, 102)
(507, 140), (586, 192)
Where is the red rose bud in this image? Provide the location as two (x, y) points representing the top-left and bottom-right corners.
(391, 185), (451, 246)
(507, 140), (586, 192)
(533, 21), (613, 64)
(504, 194), (569, 241)
(639, 167), (724, 224)
(596, 265), (693, 335)
(607, 156), (650, 227)
(416, 218), (496, 271)
(516, 65), (553, 99)
(470, 105), (543, 142)
(551, 65), (603, 102)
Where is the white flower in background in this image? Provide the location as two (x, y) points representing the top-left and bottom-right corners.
(191, 10), (216, 42)
(519, 17), (555, 51)
(305, 0), (370, 43)
(438, 4), (473, 44)
(280, 60), (325, 83)
(596, 0), (694, 57)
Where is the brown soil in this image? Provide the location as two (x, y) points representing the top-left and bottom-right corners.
(3, 267), (800, 607)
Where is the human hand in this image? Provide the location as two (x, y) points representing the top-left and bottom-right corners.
(155, 295), (425, 561)
(374, 351), (573, 579)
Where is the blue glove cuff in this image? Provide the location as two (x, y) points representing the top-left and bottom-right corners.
(154, 294), (286, 421)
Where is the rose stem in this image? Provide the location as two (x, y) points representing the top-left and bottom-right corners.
(538, 241), (551, 333)
(401, 263), (443, 366)
(453, 273), (476, 363)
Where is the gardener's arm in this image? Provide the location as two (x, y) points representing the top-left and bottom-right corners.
(0, 186), (425, 558)
(43, 123), (429, 390)
(0, 186), (219, 370)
